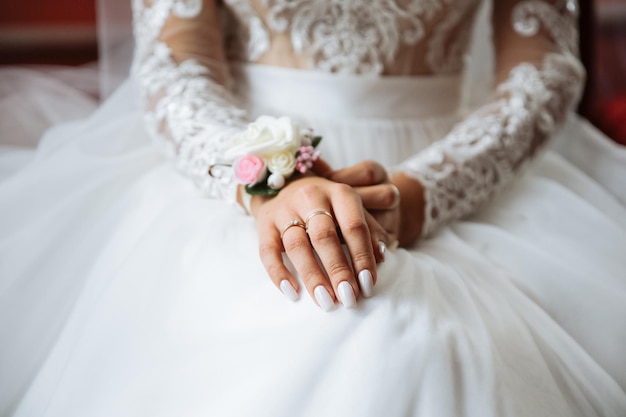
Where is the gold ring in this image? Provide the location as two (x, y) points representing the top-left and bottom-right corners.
(280, 218), (306, 240)
(304, 210), (335, 230)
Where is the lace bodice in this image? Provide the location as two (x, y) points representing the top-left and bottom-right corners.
(131, 0), (584, 236)
(221, 0), (481, 75)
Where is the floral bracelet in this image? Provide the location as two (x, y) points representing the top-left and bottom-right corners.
(225, 116), (322, 197)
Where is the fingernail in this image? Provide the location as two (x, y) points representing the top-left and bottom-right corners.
(390, 184), (401, 209)
(378, 241), (387, 262)
(280, 280), (299, 302)
(337, 281), (356, 309)
(358, 270), (374, 298)
(314, 286), (335, 312)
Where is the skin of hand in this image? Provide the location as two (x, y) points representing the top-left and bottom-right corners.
(243, 175), (390, 310)
(315, 160), (425, 247)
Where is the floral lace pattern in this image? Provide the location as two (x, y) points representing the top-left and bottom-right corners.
(426, 0), (481, 73)
(223, 0), (481, 74)
(399, 0), (584, 236)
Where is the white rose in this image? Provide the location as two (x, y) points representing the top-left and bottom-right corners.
(224, 116), (301, 161)
(267, 151), (297, 178)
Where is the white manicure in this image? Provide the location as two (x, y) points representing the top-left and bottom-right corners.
(280, 280), (299, 302)
(337, 281), (356, 309)
(378, 241), (387, 262)
(358, 270), (374, 298)
(314, 286), (335, 312)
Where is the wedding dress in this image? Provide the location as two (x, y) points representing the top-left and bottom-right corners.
(1, 0), (626, 416)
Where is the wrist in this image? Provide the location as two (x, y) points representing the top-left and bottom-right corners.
(249, 193), (269, 218)
(237, 184), (272, 217)
(391, 173), (425, 246)
(230, 116), (323, 199)
(236, 184), (253, 215)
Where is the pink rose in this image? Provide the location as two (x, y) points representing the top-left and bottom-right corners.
(234, 155), (267, 185)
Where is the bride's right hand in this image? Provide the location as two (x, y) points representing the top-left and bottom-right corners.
(249, 176), (389, 311)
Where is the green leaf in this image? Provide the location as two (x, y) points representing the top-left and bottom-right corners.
(312, 136), (323, 148)
(245, 183), (280, 196)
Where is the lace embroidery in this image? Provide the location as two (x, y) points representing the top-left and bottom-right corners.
(426, 0), (480, 74)
(399, 0), (584, 236)
(267, 0), (444, 74)
(172, 0), (203, 17)
(512, 0), (578, 54)
(132, 0), (248, 203)
(223, 0), (482, 75)
(223, 0), (270, 61)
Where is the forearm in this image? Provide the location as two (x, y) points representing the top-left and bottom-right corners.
(132, 0), (248, 204)
(396, 0), (584, 239)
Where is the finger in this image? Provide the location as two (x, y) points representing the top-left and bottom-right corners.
(369, 209), (398, 236)
(328, 160), (388, 187)
(257, 219), (300, 302)
(279, 215), (336, 312)
(304, 206), (359, 309)
(370, 210), (399, 264)
(330, 184), (378, 299)
(364, 211), (389, 266)
(311, 158), (334, 177)
(355, 183), (400, 210)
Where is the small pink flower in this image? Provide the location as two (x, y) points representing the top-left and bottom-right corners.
(234, 154), (267, 185)
(296, 145), (321, 174)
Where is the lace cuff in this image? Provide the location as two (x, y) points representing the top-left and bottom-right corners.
(398, 0), (584, 237)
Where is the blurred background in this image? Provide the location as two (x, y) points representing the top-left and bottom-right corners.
(1, 0), (625, 144)
(0, 0), (97, 65)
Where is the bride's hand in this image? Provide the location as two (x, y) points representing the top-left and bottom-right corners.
(317, 160), (425, 247)
(318, 160), (401, 243)
(250, 176), (389, 311)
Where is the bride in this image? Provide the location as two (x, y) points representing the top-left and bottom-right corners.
(1, 0), (626, 415)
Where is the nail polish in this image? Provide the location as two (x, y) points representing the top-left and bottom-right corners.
(337, 281), (356, 309)
(280, 280), (299, 302)
(378, 241), (387, 262)
(314, 286), (335, 312)
(358, 270), (374, 298)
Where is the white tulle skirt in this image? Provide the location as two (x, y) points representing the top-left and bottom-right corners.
(1, 65), (625, 417)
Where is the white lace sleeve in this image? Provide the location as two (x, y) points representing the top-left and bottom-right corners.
(131, 0), (248, 204)
(398, 0), (585, 237)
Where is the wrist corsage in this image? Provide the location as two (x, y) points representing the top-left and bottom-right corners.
(225, 116), (322, 196)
